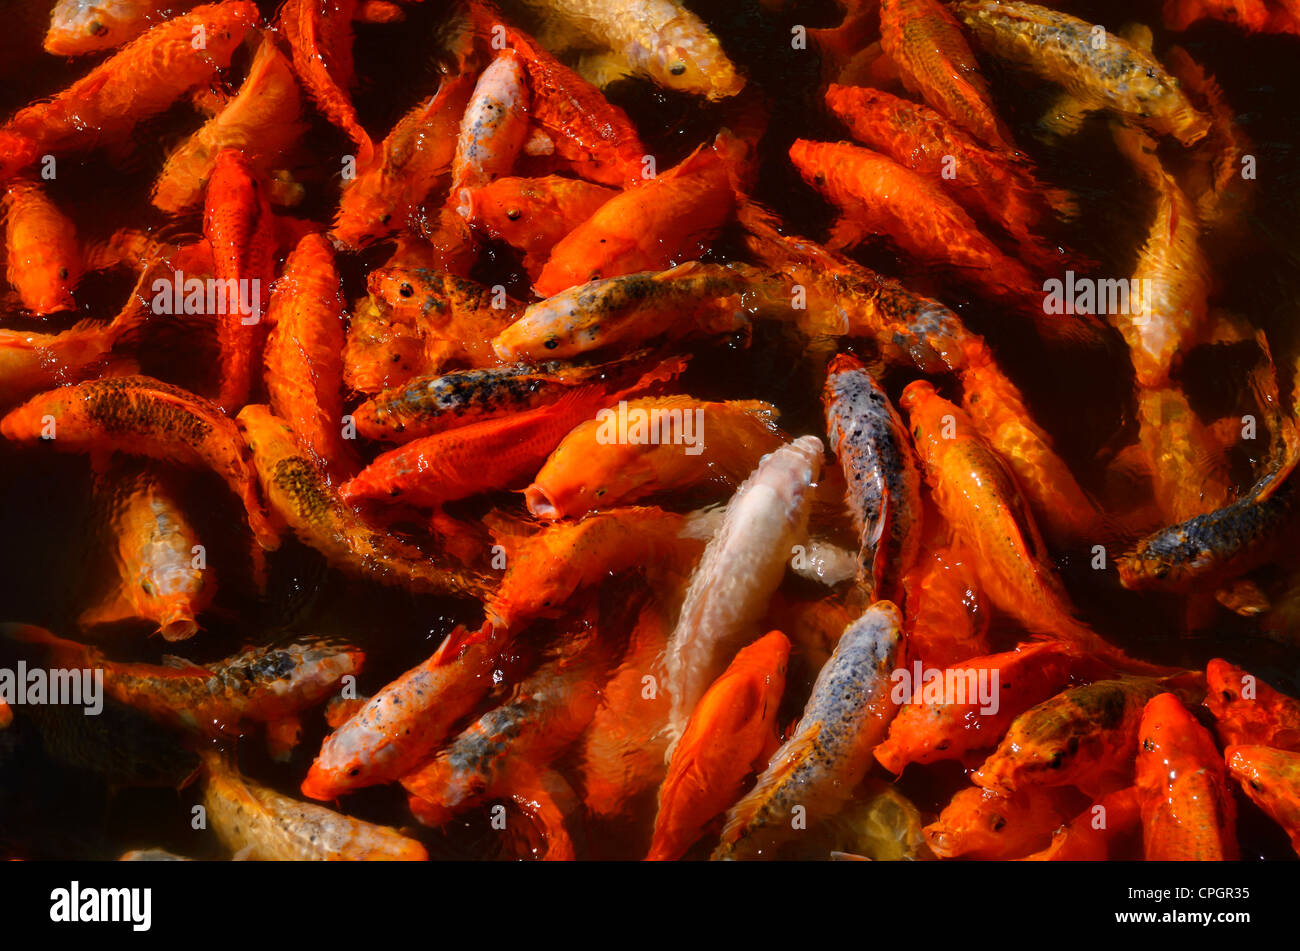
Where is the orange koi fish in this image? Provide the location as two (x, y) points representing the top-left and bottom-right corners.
(0, 376), (280, 549)
(902, 380), (1151, 670)
(237, 403), (489, 598)
(972, 677), (1180, 796)
(1204, 658), (1300, 751)
(45, 0), (201, 56)
(648, 630), (789, 861)
(875, 642), (1108, 773)
(501, 23), (647, 186)
(340, 358), (683, 507)
(342, 268), (519, 395)
(925, 786), (1078, 859)
(153, 34), (305, 214)
(279, 0), (373, 165)
(7, 624), (360, 739)
(302, 625), (502, 800)
(1022, 786), (1142, 860)
(485, 507), (703, 632)
(1166, 0), (1298, 36)
(713, 601), (902, 860)
(664, 436), (824, 748)
(823, 352), (920, 603)
(263, 232), (353, 484)
(527, 396), (783, 519)
(578, 603), (672, 818)
(1, 3), (258, 179)
(3, 179), (81, 315)
(955, 1), (1210, 146)
(1137, 386), (1232, 524)
(203, 752), (426, 860)
(1135, 691), (1238, 860)
(203, 149), (276, 413)
(330, 73), (474, 249)
(879, 0), (1015, 151)
(81, 461), (212, 641)
(462, 175), (616, 279)
(532, 135), (741, 297)
(824, 84), (1077, 269)
(450, 50), (531, 208)
(899, 543), (989, 669)
(494, 262), (759, 362)
(1225, 745), (1300, 856)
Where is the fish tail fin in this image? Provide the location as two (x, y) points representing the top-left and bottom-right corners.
(432, 621), (494, 666)
(713, 725), (818, 860)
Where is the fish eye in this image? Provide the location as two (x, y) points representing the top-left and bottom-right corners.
(989, 815), (1006, 832)
(399, 282), (414, 298)
(506, 208), (522, 221)
(1045, 750), (1065, 769)
(89, 21), (108, 37)
(379, 213), (391, 225)
(543, 337), (559, 350)
(669, 62), (687, 76)
(348, 767), (360, 777)
(58, 267), (68, 279)
(141, 580), (154, 595)
(594, 488), (606, 497)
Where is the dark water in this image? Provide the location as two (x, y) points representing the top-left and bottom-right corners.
(1, 0), (1298, 860)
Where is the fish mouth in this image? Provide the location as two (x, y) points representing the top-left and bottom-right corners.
(299, 764), (337, 801)
(159, 617), (199, 642)
(454, 188), (474, 220)
(523, 484), (561, 520)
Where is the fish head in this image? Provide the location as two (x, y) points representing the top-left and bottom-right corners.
(491, 300), (578, 362)
(640, 17), (746, 101)
(136, 563), (208, 641)
(332, 176), (397, 250)
(1115, 530), (1204, 591)
(525, 434), (658, 519)
(44, 1), (130, 56)
(923, 787), (1015, 858)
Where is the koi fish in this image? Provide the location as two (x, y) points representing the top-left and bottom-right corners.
(924, 786), (1078, 859)
(451, 50), (531, 207)
(262, 232), (353, 484)
(1135, 691), (1238, 860)
(1, 3), (259, 178)
(279, 0), (373, 165)
(1136, 385), (1232, 523)
(1022, 786), (1142, 860)
(45, 0), (201, 56)
(713, 601), (903, 860)
(351, 352), (659, 443)
(527, 396), (784, 519)
(494, 262), (759, 362)
(203, 752), (426, 860)
(1225, 745), (1300, 857)
(824, 84), (1077, 255)
(485, 507), (704, 632)
(972, 677), (1179, 796)
(402, 620), (608, 827)
(339, 357), (683, 507)
(3, 179), (81, 315)
(897, 544), (989, 670)
(301, 625), (502, 799)
(203, 149), (276, 413)
(875, 642), (1110, 773)
(330, 74), (474, 249)
(823, 352), (920, 604)
(663, 435), (824, 749)
(0, 376), (280, 549)
(532, 135), (741, 297)
(81, 461), (211, 641)
(902, 380), (1151, 670)
(1164, 0), (1297, 35)
(517, 0), (744, 100)
(578, 603), (672, 818)
(119, 848), (193, 861)
(237, 403), (490, 598)
(955, 1), (1210, 146)
(879, 0), (1015, 151)
(153, 34), (305, 214)
(7, 624), (361, 739)
(499, 23), (647, 186)
(648, 630), (789, 861)
(1204, 658), (1300, 751)
(342, 268), (520, 395)
(462, 175), (616, 279)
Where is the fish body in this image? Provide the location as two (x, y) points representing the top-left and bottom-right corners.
(527, 396), (784, 519)
(237, 403), (488, 597)
(203, 753), (426, 860)
(280, 0), (372, 164)
(1204, 658), (1300, 751)
(924, 786), (1076, 859)
(153, 34), (305, 214)
(451, 50), (531, 206)
(713, 601), (903, 860)
(1137, 385), (1232, 523)
(3, 179), (81, 315)
(1022, 786), (1141, 860)
(955, 1), (1210, 146)
(664, 435), (824, 747)
(0, 375), (280, 549)
(823, 352), (920, 603)
(1135, 691), (1238, 860)
(1225, 745), (1300, 856)
(301, 626), (501, 799)
(262, 232), (352, 483)
(899, 543), (989, 669)
(45, 0), (200, 56)
(648, 630), (789, 861)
